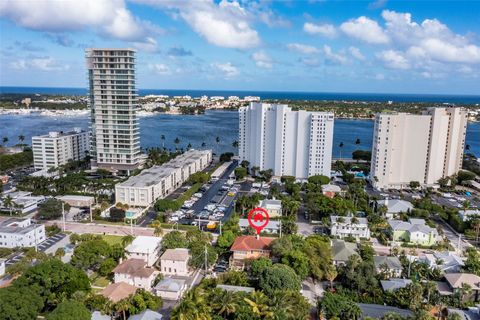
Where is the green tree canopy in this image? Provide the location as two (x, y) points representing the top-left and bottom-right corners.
(258, 264), (301, 297)
(0, 286), (43, 320)
(161, 231), (189, 249)
(14, 259), (90, 308)
(46, 300), (90, 320)
(71, 239), (112, 271)
(37, 198), (70, 220)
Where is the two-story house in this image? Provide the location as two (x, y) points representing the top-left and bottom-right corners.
(125, 236), (162, 267)
(230, 236), (274, 270)
(113, 259), (157, 290)
(330, 215), (370, 240)
(388, 218), (438, 246)
(160, 248), (190, 276)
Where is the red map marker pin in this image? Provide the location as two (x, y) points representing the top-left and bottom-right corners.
(247, 207), (270, 235)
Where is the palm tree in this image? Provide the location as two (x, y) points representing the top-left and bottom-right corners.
(187, 142), (192, 150)
(2, 195), (14, 216)
(121, 234), (134, 247)
(150, 220), (164, 236)
(211, 289), (238, 317)
(174, 137), (180, 149)
(2, 137), (8, 146)
(215, 136), (220, 154)
(355, 138), (361, 145)
(171, 288), (211, 320)
(472, 218), (480, 243)
(325, 265), (338, 289)
(201, 141), (206, 148)
(161, 134), (165, 148)
(114, 298), (131, 320)
(251, 166), (260, 177)
(339, 142), (344, 159)
(465, 144), (470, 151)
(232, 140), (239, 148)
(244, 291), (273, 318)
(342, 302), (362, 320)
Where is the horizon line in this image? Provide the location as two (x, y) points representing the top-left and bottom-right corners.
(1, 85), (480, 98)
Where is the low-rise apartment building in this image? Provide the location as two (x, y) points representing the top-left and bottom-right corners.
(330, 215), (370, 240)
(0, 218), (46, 248)
(388, 218), (439, 246)
(32, 128), (90, 170)
(115, 149), (212, 207)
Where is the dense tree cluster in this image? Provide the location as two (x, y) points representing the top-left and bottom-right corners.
(0, 149), (33, 172)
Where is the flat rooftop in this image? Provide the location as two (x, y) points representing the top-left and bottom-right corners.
(0, 218), (42, 235)
(117, 149), (211, 188)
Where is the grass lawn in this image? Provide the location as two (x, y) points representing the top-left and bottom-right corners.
(101, 234), (123, 246)
(92, 276), (110, 288)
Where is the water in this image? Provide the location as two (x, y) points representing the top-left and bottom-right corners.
(0, 111), (478, 158)
(2, 86), (480, 104)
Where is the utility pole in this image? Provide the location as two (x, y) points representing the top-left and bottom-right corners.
(219, 220), (222, 235)
(130, 217), (134, 235)
(62, 202), (66, 232)
(204, 244), (208, 273)
(89, 203), (93, 222)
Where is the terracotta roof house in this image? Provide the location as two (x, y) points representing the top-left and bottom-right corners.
(101, 282), (137, 303)
(230, 236), (274, 270)
(443, 273), (480, 302)
(113, 259), (158, 290)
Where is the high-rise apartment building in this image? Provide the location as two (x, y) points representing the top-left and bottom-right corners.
(86, 49), (142, 172)
(370, 107), (467, 189)
(32, 128), (89, 170)
(239, 103), (334, 179)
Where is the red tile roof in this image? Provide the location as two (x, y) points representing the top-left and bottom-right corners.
(230, 236), (274, 251)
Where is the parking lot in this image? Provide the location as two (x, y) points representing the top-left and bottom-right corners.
(165, 161), (240, 231)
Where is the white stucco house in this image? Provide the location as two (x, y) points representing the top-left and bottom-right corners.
(0, 218), (46, 248)
(154, 277), (187, 300)
(259, 198), (282, 218)
(113, 259), (158, 290)
(125, 236), (162, 267)
(160, 248), (190, 276)
(0, 259), (5, 277)
(330, 215), (370, 240)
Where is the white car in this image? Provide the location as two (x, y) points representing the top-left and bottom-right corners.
(194, 193), (203, 198)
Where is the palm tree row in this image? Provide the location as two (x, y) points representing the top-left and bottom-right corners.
(171, 287), (310, 320)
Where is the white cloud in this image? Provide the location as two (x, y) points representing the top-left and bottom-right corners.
(340, 16), (389, 44)
(149, 63), (171, 75)
(303, 22), (336, 38)
(251, 51), (273, 69)
(287, 43), (320, 55)
(348, 46), (366, 60)
(212, 62), (239, 78)
(381, 10), (480, 64)
(10, 57), (68, 71)
(132, 37), (159, 53)
(136, 0), (260, 49)
(376, 50), (410, 69)
(323, 45), (348, 65)
(0, 0), (159, 43)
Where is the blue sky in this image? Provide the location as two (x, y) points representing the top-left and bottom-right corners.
(1, 0), (479, 94)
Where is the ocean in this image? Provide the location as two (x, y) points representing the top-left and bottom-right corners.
(1, 86), (480, 104)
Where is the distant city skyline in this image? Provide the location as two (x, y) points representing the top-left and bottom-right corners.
(1, 1), (480, 94)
